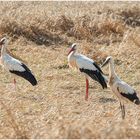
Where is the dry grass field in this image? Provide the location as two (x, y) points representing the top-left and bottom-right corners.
(0, 1), (140, 139)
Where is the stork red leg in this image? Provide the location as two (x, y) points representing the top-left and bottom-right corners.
(85, 78), (89, 101)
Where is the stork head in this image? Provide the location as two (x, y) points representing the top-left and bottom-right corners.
(68, 43), (77, 55)
(0, 37), (8, 46)
(101, 56), (112, 68)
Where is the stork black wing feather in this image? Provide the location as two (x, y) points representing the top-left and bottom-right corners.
(93, 62), (103, 74)
(117, 87), (140, 105)
(80, 68), (107, 89)
(10, 63), (37, 86)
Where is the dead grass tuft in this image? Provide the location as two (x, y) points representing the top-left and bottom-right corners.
(0, 20), (68, 46)
(0, 99), (28, 139)
(119, 7), (140, 27)
(97, 19), (125, 35)
(55, 15), (74, 33)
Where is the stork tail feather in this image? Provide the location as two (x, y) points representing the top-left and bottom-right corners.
(134, 99), (140, 105)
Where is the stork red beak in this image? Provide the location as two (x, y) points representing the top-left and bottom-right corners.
(67, 48), (73, 56)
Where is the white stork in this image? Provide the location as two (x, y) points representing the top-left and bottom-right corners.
(101, 56), (140, 119)
(67, 43), (107, 101)
(0, 37), (37, 88)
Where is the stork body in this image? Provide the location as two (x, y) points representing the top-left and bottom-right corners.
(101, 56), (140, 119)
(68, 43), (107, 100)
(0, 37), (37, 87)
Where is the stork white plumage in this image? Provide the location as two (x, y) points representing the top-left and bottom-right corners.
(0, 37), (37, 88)
(68, 43), (107, 100)
(101, 56), (140, 119)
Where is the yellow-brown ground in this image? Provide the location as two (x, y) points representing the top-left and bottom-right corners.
(0, 1), (140, 139)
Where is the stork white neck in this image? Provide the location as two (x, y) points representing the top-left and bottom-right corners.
(68, 49), (76, 57)
(109, 58), (117, 78)
(1, 43), (7, 56)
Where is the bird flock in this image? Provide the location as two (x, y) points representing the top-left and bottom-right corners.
(0, 37), (139, 120)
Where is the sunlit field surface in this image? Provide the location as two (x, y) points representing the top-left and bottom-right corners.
(0, 1), (140, 138)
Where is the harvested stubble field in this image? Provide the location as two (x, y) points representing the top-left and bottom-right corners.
(0, 1), (140, 139)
